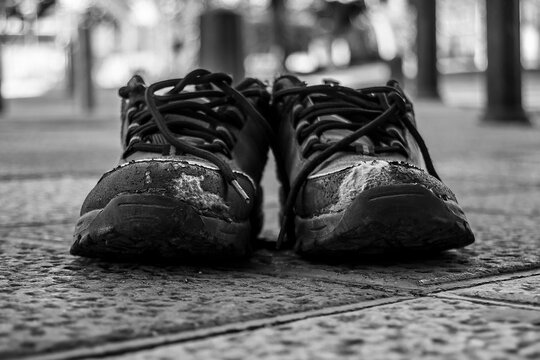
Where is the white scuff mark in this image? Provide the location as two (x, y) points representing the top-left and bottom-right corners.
(144, 170), (152, 184)
(172, 174), (229, 213)
(109, 160), (257, 194)
(171, 162), (188, 170)
(328, 160), (389, 212)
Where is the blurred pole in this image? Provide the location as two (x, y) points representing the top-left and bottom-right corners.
(483, 0), (529, 124)
(537, 6), (540, 69)
(66, 41), (76, 98)
(0, 40), (4, 115)
(389, 56), (404, 86)
(200, 9), (245, 81)
(75, 14), (95, 113)
(271, 0), (290, 69)
(0, 1), (5, 115)
(415, 0), (440, 99)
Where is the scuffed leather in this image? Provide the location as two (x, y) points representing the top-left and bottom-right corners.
(81, 160), (256, 221)
(295, 160), (457, 217)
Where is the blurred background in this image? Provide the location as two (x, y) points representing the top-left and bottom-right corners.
(0, 0), (538, 253)
(0, 0), (538, 99)
(0, 0), (538, 118)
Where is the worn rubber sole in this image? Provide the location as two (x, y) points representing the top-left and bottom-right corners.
(295, 184), (475, 257)
(71, 193), (253, 261)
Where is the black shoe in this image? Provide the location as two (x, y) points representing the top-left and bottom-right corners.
(72, 69), (272, 261)
(271, 76), (475, 256)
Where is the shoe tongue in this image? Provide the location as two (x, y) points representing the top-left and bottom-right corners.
(128, 74), (145, 87)
(121, 75), (146, 99)
(273, 75), (304, 92)
(303, 94), (406, 160)
(304, 92), (376, 152)
(319, 119), (375, 150)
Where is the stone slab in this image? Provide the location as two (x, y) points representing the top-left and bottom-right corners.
(0, 178), (95, 226)
(0, 116), (119, 179)
(0, 98), (538, 360)
(449, 275), (540, 307)
(2, 210), (539, 295)
(250, 212), (540, 290)
(448, 181), (530, 202)
(414, 102), (540, 190)
(0, 240), (393, 359)
(415, 101), (540, 159)
(107, 297), (540, 360)
(439, 159), (540, 187)
(460, 189), (540, 217)
(0, 224), (73, 247)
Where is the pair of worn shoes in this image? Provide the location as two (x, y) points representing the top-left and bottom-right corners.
(71, 69), (474, 261)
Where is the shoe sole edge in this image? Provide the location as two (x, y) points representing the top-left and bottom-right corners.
(294, 184), (475, 256)
(71, 193), (252, 261)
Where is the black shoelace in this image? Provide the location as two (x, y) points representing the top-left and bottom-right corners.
(273, 80), (440, 248)
(119, 69), (271, 204)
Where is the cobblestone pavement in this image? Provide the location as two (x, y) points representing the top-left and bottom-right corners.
(0, 83), (539, 359)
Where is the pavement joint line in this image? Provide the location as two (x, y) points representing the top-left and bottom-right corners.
(241, 267), (414, 291)
(451, 183), (540, 195)
(432, 293), (540, 311)
(421, 269), (540, 294)
(245, 269), (411, 294)
(463, 184), (540, 193)
(0, 172), (101, 182)
(19, 296), (414, 360)
(464, 207), (539, 216)
(286, 268), (540, 295)
(4, 236), (68, 248)
(260, 267), (540, 295)
(0, 220), (75, 228)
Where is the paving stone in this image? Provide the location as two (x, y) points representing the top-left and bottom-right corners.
(415, 101), (540, 158)
(108, 297), (540, 360)
(460, 189), (540, 216)
(0, 224), (73, 247)
(440, 159), (540, 185)
(442, 171), (540, 199)
(0, 177), (95, 226)
(414, 103), (540, 189)
(0, 117), (119, 178)
(4, 210), (538, 295)
(450, 275), (540, 306)
(251, 213), (540, 289)
(1, 98), (539, 359)
(0, 240), (393, 358)
(2, 209), (538, 298)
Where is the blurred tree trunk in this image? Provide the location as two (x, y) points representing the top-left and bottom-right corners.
(271, 0), (290, 68)
(200, 9), (245, 81)
(0, 1), (5, 115)
(483, 0), (529, 124)
(75, 14), (95, 113)
(66, 41), (76, 98)
(0, 40), (4, 115)
(414, 0), (439, 99)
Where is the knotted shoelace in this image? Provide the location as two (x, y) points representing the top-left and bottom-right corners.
(273, 80), (441, 248)
(119, 69), (271, 204)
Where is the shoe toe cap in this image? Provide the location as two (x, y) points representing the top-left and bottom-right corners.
(81, 159), (256, 221)
(297, 160), (457, 216)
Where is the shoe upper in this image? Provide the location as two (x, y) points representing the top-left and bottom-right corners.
(81, 70), (272, 222)
(271, 75), (459, 244)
